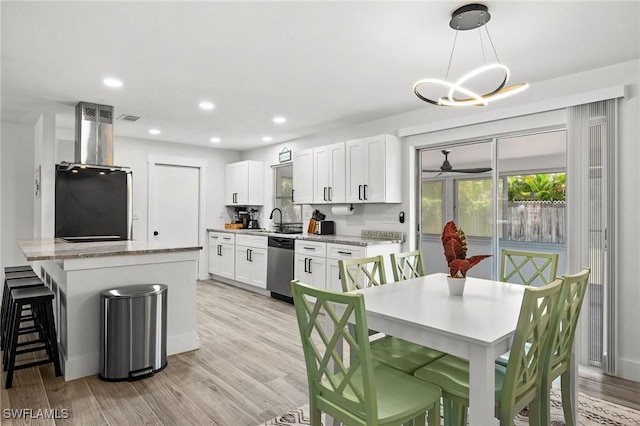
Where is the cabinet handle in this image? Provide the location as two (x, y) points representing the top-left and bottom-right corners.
(218, 244), (222, 256)
(303, 247), (315, 251)
(304, 257), (308, 273)
(338, 267), (341, 280)
(324, 187), (327, 201)
(364, 184), (368, 200)
(249, 249), (253, 262)
(308, 259), (312, 274)
(246, 248), (250, 261)
(337, 251), (352, 255)
(328, 187), (332, 201)
(358, 184), (363, 200)
(292, 189), (295, 203)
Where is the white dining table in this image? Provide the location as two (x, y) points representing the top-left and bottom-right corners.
(351, 272), (527, 425)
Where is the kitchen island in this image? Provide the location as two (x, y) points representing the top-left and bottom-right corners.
(17, 238), (202, 381)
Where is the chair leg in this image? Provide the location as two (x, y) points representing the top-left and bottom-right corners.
(427, 402), (440, 426)
(5, 303), (23, 388)
(538, 375), (552, 426)
(309, 402), (321, 426)
(528, 397), (542, 426)
(560, 372), (575, 426)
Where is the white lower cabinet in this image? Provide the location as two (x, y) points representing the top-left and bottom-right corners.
(326, 242), (401, 292)
(235, 235), (268, 289)
(208, 232), (236, 280)
(294, 240), (327, 289)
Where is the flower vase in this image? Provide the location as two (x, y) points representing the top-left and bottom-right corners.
(446, 276), (467, 296)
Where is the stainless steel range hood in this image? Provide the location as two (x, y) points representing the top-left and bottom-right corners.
(58, 102), (128, 172)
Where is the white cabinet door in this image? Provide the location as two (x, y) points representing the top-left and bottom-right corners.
(225, 161), (264, 205)
(218, 244), (235, 279)
(295, 254), (326, 289)
(328, 142), (346, 203)
(313, 146), (330, 204)
(235, 246), (252, 284)
(345, 139), (365, 203)
(225, 162), (247, 205)
(326, 261), (342, 292)
(363, 135), (386, 203)
(248, 247), (267, 288)
(208, 235), (218, 274)
(293, 149), (314, 204)
(345, 135), (401, 203)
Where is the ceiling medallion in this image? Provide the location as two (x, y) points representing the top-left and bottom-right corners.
(413, 3), (529, 107)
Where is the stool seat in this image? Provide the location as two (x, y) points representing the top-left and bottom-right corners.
(5, 270), (38, 280)
(1, 278), (45, 349)
(4, 266), (33, 274)
(11, 286), (54, 303)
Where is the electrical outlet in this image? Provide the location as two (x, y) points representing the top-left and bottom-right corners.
(218, 210), (224, 219)
(383, 213), (396, 224)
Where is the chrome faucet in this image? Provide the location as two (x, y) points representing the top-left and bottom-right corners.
(269, 208), (283, 232)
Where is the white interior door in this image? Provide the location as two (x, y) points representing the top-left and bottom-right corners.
(148, 155), (207, 278)
(152, 164), (199, 246)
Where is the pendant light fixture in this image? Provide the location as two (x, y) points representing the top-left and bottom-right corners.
(413, 3), (529, 107)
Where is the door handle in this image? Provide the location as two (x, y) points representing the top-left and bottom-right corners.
(358, 184), (363, 200)
(364, 184), (368, 200)
(153, 231), (159, 236)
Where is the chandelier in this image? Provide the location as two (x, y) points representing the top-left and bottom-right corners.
(413, 3), (529, 107)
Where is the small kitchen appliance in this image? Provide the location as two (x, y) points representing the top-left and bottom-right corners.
(315, 220), (335, 235)
(247, 209), (260, 229)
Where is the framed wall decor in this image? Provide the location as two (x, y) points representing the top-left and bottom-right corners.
(279, 147), (292, 163)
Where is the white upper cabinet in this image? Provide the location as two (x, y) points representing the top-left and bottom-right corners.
(292, 148), (314, 204)
(313, 142), (345, 204)
(225, 160), (264, 205)
(345, 134), (401, 203)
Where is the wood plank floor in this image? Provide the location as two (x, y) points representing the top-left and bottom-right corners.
(1, 279), (639, 425)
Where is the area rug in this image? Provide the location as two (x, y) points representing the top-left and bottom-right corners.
(259, 388), (640, 426)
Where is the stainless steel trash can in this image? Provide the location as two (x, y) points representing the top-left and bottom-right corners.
(99, 284), (168, 381)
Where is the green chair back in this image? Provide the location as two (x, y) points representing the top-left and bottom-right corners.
(338, 255), (386, 292)
(390, 250), (425, 281)
(500, 249), (559, 286)
(413, 278), (565, 426)
(540, 267), (590, 425)
(290, 280), (442, 426)
(499, 278), (565, 423)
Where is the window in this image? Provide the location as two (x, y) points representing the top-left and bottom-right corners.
(421, 180), (444, 234)
(455, 178), (494, 237)
(274, 164), (302, 224)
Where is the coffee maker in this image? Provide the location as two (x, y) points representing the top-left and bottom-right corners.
(247, 208), (260, 229)
(236, 209), (250, 229)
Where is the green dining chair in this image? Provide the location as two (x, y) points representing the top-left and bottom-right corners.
(339, 256), (446, 375)
(500, 249), (559, 286)
(539, 267), (590, 426)
(413, 278), (565, 426)
(390, 250), (425, 281)
(290, 280), (442, 426)
(339, 255), (387, 291)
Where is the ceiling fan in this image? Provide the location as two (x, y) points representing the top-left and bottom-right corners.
(422, 149), (492, 174)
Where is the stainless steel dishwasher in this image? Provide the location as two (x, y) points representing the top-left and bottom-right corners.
(266, 236), (295, 302)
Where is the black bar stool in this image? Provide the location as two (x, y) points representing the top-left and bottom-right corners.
(3, 286), (61, 389)
(1, 277), (44, 350)
(4, 266), (33, 274)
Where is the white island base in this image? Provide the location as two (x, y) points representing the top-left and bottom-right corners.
(19, 239), (201, 381)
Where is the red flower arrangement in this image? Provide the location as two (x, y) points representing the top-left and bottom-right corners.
(441, 220), (491, 278)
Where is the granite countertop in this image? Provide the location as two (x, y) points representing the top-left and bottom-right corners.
(207, 228), (403, 246)
(17, 238), (202, 261)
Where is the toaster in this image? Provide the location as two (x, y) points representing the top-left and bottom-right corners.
(315, 220), (335, 235)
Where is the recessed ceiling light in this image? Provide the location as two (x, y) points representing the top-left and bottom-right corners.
(149, 129), (161, 135)
(103, 78), (123, 88)
(199, 101), (215, 110)
(273, 116), (286, 124)
(262, 136), (273, 142)
(210, 137), (221, 143)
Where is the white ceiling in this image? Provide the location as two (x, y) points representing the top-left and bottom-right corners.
(2, 1), (639, 152)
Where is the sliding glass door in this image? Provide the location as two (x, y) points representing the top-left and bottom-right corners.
(419, 131), (567, 283)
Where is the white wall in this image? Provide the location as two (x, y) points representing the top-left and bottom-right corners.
(1, 121), (35, 270)
(242, 59), (640, 382)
